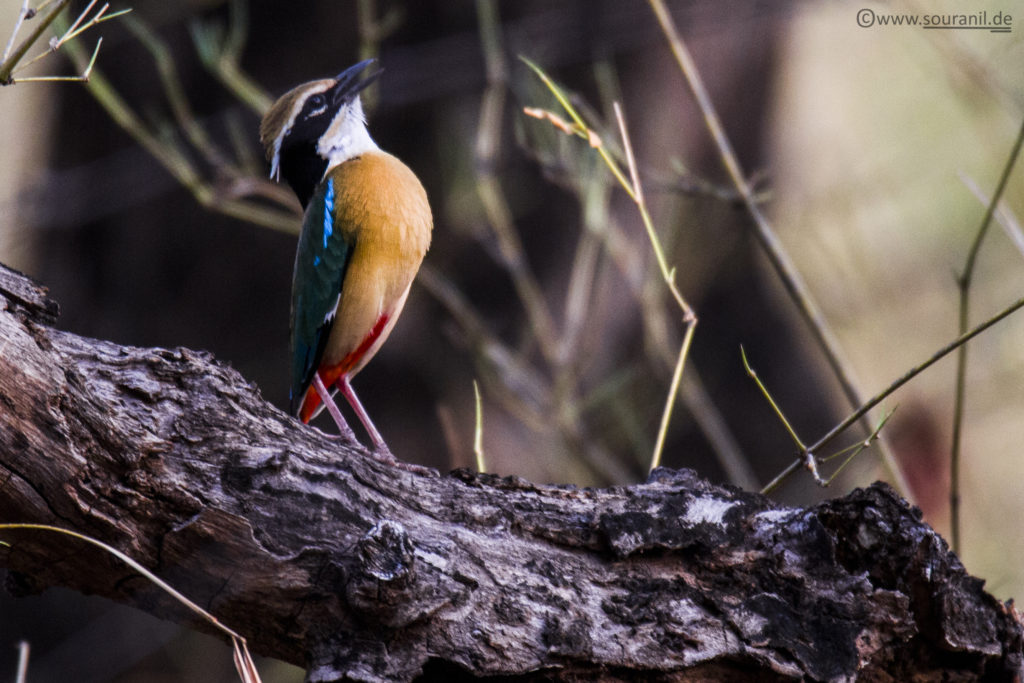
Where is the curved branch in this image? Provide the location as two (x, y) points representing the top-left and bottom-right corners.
(0, 263), (1019, 681)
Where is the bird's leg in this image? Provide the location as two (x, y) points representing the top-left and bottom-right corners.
(335, 376), (437, 476)
(337, 375), (386, 450)
(312, 373), (358, 443)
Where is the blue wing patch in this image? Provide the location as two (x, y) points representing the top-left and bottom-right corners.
(323, 178), (335, 248)
(289, 175), (352, 413)
(313, 178), (335, 268)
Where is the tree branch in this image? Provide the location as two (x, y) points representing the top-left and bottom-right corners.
(0, 262), (1020, 681)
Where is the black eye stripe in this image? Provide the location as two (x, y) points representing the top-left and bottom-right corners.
(279, 88), (336, 160)
(302, 93), (329, 119)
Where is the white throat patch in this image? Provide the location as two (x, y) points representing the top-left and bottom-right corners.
(317, 96), (379, 173)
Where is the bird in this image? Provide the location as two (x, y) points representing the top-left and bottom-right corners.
(259, 59), (432, 453)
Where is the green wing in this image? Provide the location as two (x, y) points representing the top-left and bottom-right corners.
(289, 176), (351, 413)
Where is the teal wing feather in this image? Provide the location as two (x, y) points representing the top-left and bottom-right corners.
(289, 176), (351, 413)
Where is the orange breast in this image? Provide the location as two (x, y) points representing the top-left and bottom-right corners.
(297, 151), (432, 422)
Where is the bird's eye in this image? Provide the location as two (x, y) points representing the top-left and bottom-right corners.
(305, 94), (327, 117)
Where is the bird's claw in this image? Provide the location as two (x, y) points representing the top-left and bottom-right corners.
(368, 442), (438, 476)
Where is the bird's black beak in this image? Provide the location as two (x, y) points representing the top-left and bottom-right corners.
(330, 59), (382, 107)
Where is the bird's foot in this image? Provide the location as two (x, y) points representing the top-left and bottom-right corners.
(315, 424), (437, 475)
(368, 441), (438, 476)
(315, 426), (361, 448)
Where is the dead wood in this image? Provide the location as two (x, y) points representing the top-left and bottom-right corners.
(0, 262), (1020, 682)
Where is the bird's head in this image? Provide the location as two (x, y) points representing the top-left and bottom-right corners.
(260, 59), (382, 207)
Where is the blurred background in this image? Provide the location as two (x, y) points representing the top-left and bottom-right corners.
(0, 0), (1022, 680)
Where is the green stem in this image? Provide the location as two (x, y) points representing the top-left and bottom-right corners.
(949, 115), (1024, 555)
(473, 380), (486, 473)
(741, 346), (806, 451)
(763, 292), (1024, 495)
(649, 318), (697, 471)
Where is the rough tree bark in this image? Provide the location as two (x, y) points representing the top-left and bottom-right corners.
(0, 261), (1020, 682)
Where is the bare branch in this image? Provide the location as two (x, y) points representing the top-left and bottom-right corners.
(1, 262), (1020, 681)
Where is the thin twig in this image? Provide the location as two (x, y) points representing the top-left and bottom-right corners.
(355, 0), (402, 111)
(612, 102), (690, 313)
(13, 2), (129, 76)
(232, 637), (261, 683)
(0, 0), (71, 84)
(822, 409), (896, 486)
(418, 265), (635, 484)
(125, 15), (234, 170)
(417, 265), (549, 430)
(612, 102), (697, 471)
(476, 30), (559, 362)
(15, 640), (29, 683)
(646, 0), (909, 495)
(60, 0), (99, 43)
(557, 168), (608, 368)
(61, 20), (300, 234)
(819, 408), (895, 464)
(761, 293), (1024, 495)
(959, 171), (1024, 260)
(741, 346), (806, 451)
(478, 6), (635, 485)
(59, 4), (129, 45)
(741, 346), (824, 486)
(16, 34), (102, 83)
(473, 380), (486, 473)
(190, 0), (272, 115)
(521, 58), (699, 474)
(744, 347), (895, 492)
(521, 65), (635, 200)
(2, 0), (32, 63)
(650, 324), (697, 471)
(0, 523), (262, 682)
(520, 60), (749, 483)
(948, 115), (1024, 554)
(0, 524), (245, 639)
(522, 75), (753, 484)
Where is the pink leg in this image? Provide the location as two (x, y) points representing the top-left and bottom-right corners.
(337, 376), (386, 449)
(312, 373), (358, 443)
(328, 376), (435, 475)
